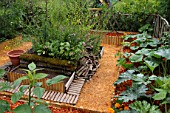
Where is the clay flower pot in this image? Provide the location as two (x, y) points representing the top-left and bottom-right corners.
(7, 50), (25, 66)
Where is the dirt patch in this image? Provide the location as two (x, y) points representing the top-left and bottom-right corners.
(0, 36), (32, 66)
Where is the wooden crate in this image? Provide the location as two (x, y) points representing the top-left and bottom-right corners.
(7, 71), (75, 93)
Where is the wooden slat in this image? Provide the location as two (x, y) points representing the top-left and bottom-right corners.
(69, 95), (76, 104)
(47, 91), (55, 100)
(54, 92), (61, 101)
(50, 92), (58, 101)
(65, 72), (75, 91)
(73, 95), (79, 104)
(66, 94), (73, 104)
(56, 93), (64, 102)
(59, 93), (67, 102)
(42, 91), (49, 99)
(67, 92), (79, 95)
(44, 91), (52, 100)
(63, 94), (70, 103)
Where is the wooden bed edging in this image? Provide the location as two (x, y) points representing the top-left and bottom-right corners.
(7, 70), (76, 93)
(0, 91), (105, 113)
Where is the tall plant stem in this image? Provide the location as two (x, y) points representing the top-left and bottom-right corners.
(28, 84), (33, 106)
(165, 104), (167, 113)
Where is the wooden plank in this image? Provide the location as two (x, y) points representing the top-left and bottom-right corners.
(50, 92), (58, 101)
(72, 80), (84, 84)
(69, 95), (76, 104)
(67, 92), (79, 95)
(24, 89), (29, 95)
(70, 84), (83, 88)
(47, 91), (55, 100)
(63, 94), (70, 103)
(73, 95), (79, 104)
(67, 89), (80, 94)
(59, 93), (67, 102)
(68, 87), (82, 90)
(44, 91), (52, 100)
(42, 91), (49, 99)
(65, 72), (75, 91)
(56, 93), (64, 102)
(70, 83), (84, 86)
(54, 92), (61, 101)
(66, 94), (72, 104)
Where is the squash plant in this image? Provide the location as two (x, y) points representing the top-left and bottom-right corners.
(0, 62), (67, 113)
(114, 32), (170, 112)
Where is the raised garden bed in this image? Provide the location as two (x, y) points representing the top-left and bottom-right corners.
(90, 30), (138, 45)
(7, 66), (75, 93)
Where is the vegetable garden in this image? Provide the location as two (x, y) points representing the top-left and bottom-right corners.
(0, 0), (170, 113)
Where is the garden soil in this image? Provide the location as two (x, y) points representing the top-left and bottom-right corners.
(0, 38), (120, 113)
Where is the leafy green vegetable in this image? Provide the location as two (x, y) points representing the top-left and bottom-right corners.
(129, 100), (161, 113)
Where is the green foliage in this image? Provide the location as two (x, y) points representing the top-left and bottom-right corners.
(118, 84), (148, 102)
(129, 100), (162, 113)
(13, 104), (32, 113)
(0, 62), (67, 113)
(0, 100), (10, 113)
(0, 69), (6, 78)
(153, 76), (170, 104)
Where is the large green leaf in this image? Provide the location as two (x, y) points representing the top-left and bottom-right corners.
(13, 104), (32, 113)
(114, 70), (135, 85)
(129, 54), (143, 63)
(0, 81), (12, 91)
(154, 48), (170, 60)
(144, 57), (161, 73)
(11, 92), (24, 104)
(136, 48), (151, 56)
(19, 85), (29, 92)
(46, 75), (68, 86)
(0, 69), (6, 78)
(130, 46), (139, 50)
(133, 74), (150, 85)
(13, 76), (28, 88)
(0, 100), (10, 113)
(34, 104), (51, 113)
(129, 100), (161, 113)
(33, 87), (45, 99)
(34, 73), (48, 80)
(153, 90), (167, 100)
(28, 62), (36, 71)
(119, 84), (148, 102)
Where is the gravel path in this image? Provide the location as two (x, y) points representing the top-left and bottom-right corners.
(76, 44), (120, 112)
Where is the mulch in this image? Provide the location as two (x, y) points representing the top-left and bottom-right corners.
(0, 38), (120, 113)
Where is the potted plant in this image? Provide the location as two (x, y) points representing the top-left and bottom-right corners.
(7, 50), (25, 66)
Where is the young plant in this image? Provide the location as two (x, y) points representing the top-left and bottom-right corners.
(0, 62), (67, 113)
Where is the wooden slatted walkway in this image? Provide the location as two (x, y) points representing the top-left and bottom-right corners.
(0, 78), (85, 105)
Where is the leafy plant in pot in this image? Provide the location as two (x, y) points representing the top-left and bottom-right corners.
(7, 50), (25, 66)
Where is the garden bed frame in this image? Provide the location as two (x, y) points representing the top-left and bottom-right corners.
(7, 67), (75, 93)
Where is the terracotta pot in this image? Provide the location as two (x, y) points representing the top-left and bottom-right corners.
(7, 50), (25, 66)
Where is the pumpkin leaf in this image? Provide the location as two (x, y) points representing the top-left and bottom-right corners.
(0, 69), (6, 78)
(154, 48), (170, 60)
(34, 104), (51, 113)
(129, 54), (143, 63)
(28, 62), (36, 71)
(119, 84), (148, 102)
(33, 87), (45, 99)
(144, 57), (161, 73)
(13, 104), (32, 113)
(46, 75), (68, 86)
(129, 100), (161, 113)
(0, 100), (10, 113)
(11, 92), (24, 104)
